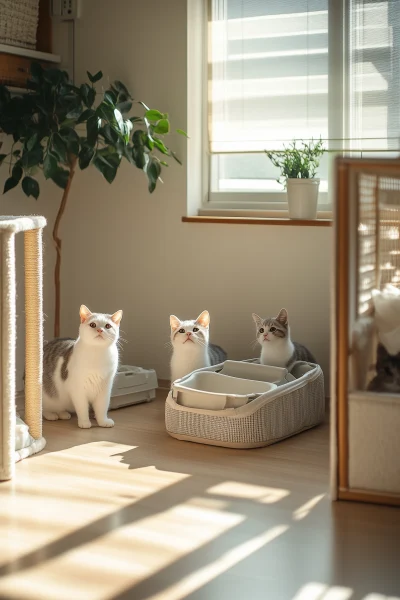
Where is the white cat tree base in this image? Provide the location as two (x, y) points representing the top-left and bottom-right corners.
(0, 216), (46, 481)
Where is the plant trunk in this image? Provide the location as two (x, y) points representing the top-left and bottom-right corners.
(52, 156), (77, 338)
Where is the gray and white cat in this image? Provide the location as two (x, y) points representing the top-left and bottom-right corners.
(367, 343), (400, 393)
(253, 308), (316, 369)
(169, 310), (227, 383)
(42, 305), (123, 428)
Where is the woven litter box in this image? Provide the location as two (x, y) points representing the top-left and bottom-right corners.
(165, 360), (325, 448)
(0, 0), (40, 49)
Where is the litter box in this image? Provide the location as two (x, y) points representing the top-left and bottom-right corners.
(165, 359), (325, 448)
(110, 365), (158, 409)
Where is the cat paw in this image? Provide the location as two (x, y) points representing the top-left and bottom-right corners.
(43, 411), (59, 421)
(58, 411), (71, 420)
(78, 420), (92, 429)
(98, 418), (114, 428)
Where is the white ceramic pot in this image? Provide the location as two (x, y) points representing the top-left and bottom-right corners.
(286, 178), (320, 220)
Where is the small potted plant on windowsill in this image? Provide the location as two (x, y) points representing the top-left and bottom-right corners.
(266, 138), (325, 220)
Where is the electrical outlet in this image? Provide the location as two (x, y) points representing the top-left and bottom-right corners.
(51, 0), (80, 20)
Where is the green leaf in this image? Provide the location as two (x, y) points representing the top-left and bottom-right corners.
(12, 162), (23, 183)
(171, 151), (182, 165)
(52, 133), (68, 162)
(100, 124), (119, 145)
(51, 167), (70, 189)
(0, 153), (7, 166)
(154, 119), (170, 135)
(147, 158), (161, 193)
(80, 83), (96, 108)
(79, 145), (95, 170)
(59, 127), (80, 157)
(112, 80), (131, 97)
(3, 177), (19, 194)
(87, 70), (103, 84)
(86, 115), (99, 147)
(129, 116), (143, 124)
(77, 108), (95, 124)
(43, 153), (58, 179)
(27, 133), (38, 151)
(176, 129), (189, 138)
(22, 176), (39, 199)
(21, 144), (43, 168)
(104, 90), (117, 105)
(93, 155), (118, 184)
(132, 145), (146, 170)
(114, 108), (125, 133)
(43, 68), (63, 85)
(145, 109), (163, 122)
(153, 138), (170, 155)
(116, 100), (132, 114)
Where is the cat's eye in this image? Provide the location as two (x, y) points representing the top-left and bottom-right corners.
(270, 327), (276, 332)
(178, 328), (185, 333)
(259, 328), (264, 333)
(90, 322), (96, 328)
(105, 323), (111, 329)
(193, 327), (199, 332)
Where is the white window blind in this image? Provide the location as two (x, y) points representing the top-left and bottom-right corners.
(208, 0), (400, 202)
(349, 0), (400, 152)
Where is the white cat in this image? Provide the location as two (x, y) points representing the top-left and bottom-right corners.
(42, 305), (123, 429)
(169, 310), (227, 383)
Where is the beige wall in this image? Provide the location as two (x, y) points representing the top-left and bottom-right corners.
(1, 0), (332, 386)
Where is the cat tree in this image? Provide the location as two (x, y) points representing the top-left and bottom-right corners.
(0, 216), (46, 481)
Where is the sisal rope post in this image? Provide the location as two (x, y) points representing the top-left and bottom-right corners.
(24, 228), (43, 440)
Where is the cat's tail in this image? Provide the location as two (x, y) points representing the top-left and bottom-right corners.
(210, 344), (227, 365)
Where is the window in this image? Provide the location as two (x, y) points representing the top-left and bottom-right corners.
(206, 0), (400, 211)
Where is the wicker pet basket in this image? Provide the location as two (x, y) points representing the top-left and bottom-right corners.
(165, 360), (325, 448)
(0, 0), (40, 49)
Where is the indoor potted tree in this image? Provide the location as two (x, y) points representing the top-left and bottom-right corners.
(0, 62), (186, 336)
(266, 138), (325, 220)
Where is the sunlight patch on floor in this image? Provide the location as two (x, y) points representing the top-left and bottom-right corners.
(146, 525), (289, 600)
(292, 494), (326, 521)
(0, 442), (190, 567)
(0, 495), (246, 600)
(206, 481), (290, 504)
(292, 583), (353, 600)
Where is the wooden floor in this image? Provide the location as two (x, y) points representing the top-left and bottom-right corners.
(0, 391), (399, 600)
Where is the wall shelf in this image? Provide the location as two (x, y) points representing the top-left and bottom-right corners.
(0, 44), (60, 64)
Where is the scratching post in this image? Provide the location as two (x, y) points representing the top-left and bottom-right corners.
(0, 216), (46, 481)
(24, 229), (43, 440)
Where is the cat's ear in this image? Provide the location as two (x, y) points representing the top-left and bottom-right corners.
(252, 313), (263, 327)
(111, 310), (123, 326)
(80, 305), (92, 323)
(276, 308), (288, 326)
(170, 315), (181, 330)
(196, 310), (210, 328)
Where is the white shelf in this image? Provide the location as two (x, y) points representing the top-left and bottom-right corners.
(0, 44), (60, 64)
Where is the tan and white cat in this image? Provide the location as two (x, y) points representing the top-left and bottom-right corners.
(42, 305), (123, 428)
(169, 310), (227, 383)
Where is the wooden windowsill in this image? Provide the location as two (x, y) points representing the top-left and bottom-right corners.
(182, 216), (333, 227)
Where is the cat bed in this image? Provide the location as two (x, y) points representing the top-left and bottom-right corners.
(165, 359), (325, 448)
